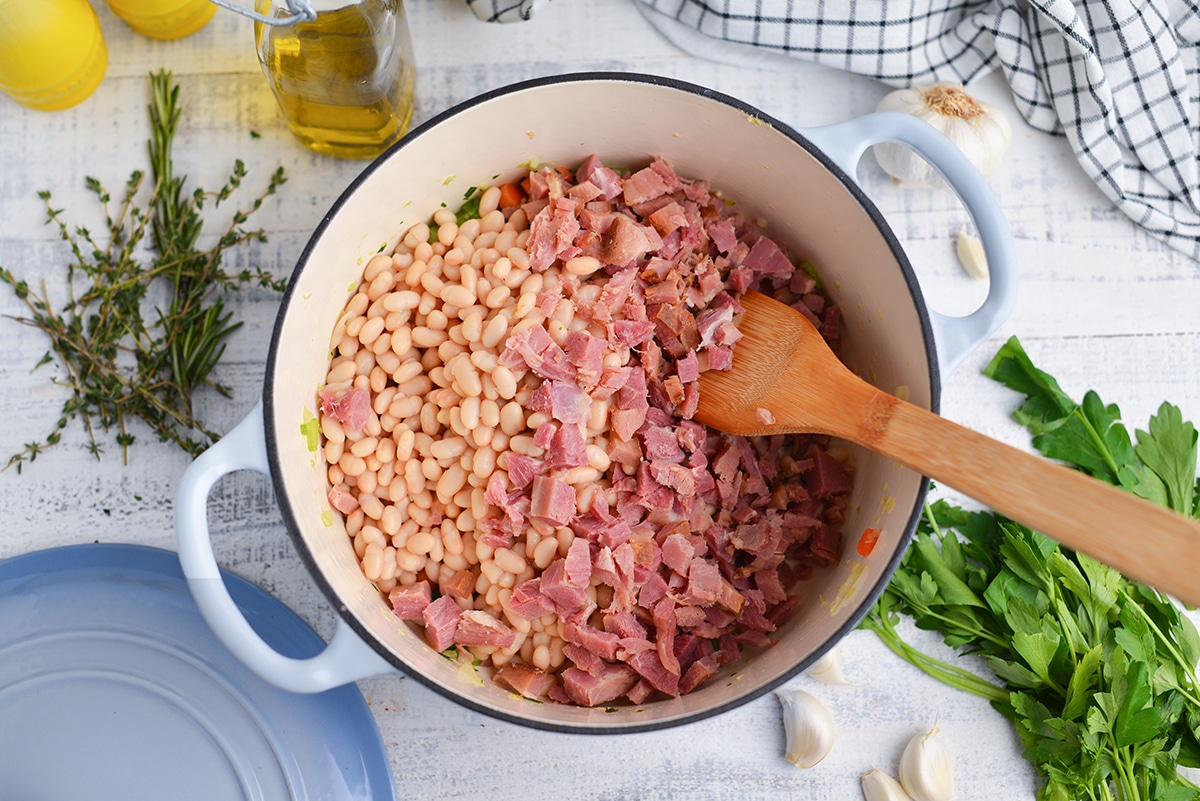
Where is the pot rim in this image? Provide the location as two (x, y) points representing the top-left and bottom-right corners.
(262, 70), (939, 733)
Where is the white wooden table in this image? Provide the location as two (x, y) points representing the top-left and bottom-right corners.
(2, 2), (1198, 798)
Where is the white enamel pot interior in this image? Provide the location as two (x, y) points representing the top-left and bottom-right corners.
(192, 73), (1017, 733)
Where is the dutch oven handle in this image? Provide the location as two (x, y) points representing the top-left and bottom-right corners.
(176, 401), (399, 693)
(799, 111), (1018, 377)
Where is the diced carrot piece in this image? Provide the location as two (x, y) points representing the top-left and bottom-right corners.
(857, 528), (880, 557)
(498, 181), (525, 209)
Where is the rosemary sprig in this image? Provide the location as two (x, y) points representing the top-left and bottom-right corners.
(0, 70), (288, 471)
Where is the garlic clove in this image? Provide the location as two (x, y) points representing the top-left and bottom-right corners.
(898, 723), (955, 801)
(806, 643), (850, 685)
(774, 686), (835, 768)
(862, 768), (915, 801)
(873, 82), (1012, 189)
(954, 228), (988, 280)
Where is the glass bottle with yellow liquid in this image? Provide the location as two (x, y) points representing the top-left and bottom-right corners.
(0, 0), (108, 111)
(247, 0), (417, 160)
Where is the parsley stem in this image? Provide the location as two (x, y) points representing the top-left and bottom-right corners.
(861, 615), (1009, 704)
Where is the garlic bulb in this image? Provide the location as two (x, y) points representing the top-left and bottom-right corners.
(898, 723), (955, 801)
(954, 228), (988, 280)
(874, 82), (1012, 189)
(806, 643), (850, 684)
(862, 769), (915, 801)
(775, 686), (835, 768)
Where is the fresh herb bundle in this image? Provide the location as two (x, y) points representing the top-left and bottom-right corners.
(862, 336), (1200, 801)
(0, 70), (287, 469)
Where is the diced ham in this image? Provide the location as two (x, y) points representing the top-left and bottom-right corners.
(422, 595), (462, 652)
(591, 545), (620, 588)
(600, 519), (633, 550)
(528, 380), (553, 413)
(743, 236), (793, 276)
(675, 605), (707, 628)
(808, 448), (853, 497)
(547, 380), (589, 424)
(649, 460), (696, 496)
(695, 305), (733, 349)
(686, 557), (722, 606)
(675, 350), (700, 383)
(810, 525), (842, 566)
(319, 387), (371, 433)
(563, 642), (608, 676)
(562, 663), (639, 706)
(506, 452), (543, 490)
(626, 678), (655, 704)
(533, 421), (557, 450)
(545, 422), (587, 471)
(642, 425), (684, 462)
(604, 609), (648, 640)
(536, 286), (563, 317)
(563, 618), (620, 661)
(638, 571), (669, 609)
(662, 375), (685, 406)
(530, 475), (576, 526)
(499, 324), (576, 382)
(598, 268), (637, 316)
(705, 345), (734, 371)
(540, 559), (589, 614)
(592, 366), (632, 401)
(628, 649), (680, 696)
(653, 597), (681, 676)
(576, 154), (624, 200)
(610, 408), (647, 442)
(679, 381), (700, 420)
(508, 578), (556, 619)
(661, 533), (695, 576)
(439, 568), (476, 601)
(456, 610), (517, 649)
(647, 201), (688, 236)
(679, 652), (722, 694)
(528, 197), (581, 271)
(567, 179), (603, 204)
(565, 331), (606, 386)
(707, 218), (738, 254)
(564, 537), (592, 588)
(494, 664), (557, 700)
(388, 581), (431, 620)
(602, 214), (658, 267)
(610, 319), (655, 349)
(327, 484), (359, 514)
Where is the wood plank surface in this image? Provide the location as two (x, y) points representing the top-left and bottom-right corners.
(1, 2), (1198, 798)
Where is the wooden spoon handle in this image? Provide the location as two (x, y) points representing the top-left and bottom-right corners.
(871, 396), (1200, 606)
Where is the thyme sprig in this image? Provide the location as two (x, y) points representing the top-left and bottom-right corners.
(0, 70), (288, 470)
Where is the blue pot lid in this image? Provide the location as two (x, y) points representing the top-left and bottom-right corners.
(0, 543), (395, 801)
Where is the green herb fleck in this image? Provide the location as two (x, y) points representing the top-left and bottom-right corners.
(456, 187), (482, 225)
(799, 260), (823, 290)
(300, 412), (320, 453)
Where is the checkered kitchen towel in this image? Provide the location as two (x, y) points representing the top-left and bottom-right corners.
(466, 0), (1200, 262)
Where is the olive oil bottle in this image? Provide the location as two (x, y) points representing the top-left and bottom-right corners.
(254, 0), (416, 160)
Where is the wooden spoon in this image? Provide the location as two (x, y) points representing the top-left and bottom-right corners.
(696, 290), (1200, 606)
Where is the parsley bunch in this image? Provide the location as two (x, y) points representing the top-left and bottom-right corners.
(862, 336), (1200, 801)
